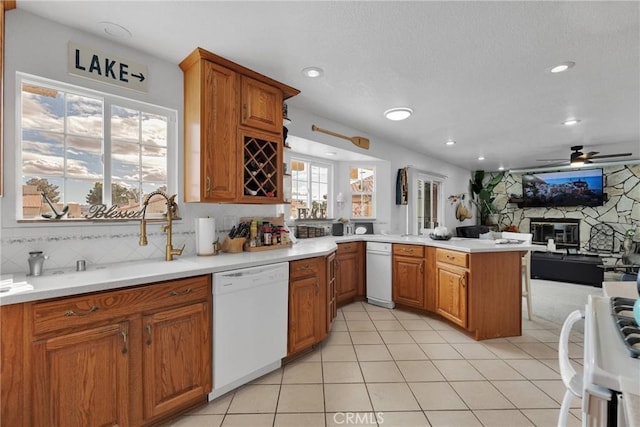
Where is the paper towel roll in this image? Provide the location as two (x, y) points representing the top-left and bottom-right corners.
(195, 218), (216, 256)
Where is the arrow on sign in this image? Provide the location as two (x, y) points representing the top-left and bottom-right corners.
(131, 72), (145, 82)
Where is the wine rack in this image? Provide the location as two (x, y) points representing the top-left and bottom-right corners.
(241, 132), (282, 201)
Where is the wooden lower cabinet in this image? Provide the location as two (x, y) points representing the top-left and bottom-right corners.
(288, 256), (334, 356)
(335, 242), (364, 306)
(326, 252), (337, 333)
(435, 264), (467, 327)
(3, 275), (212, 426)
(32, 321), (131, 427)
(392, 244), (426, 309)
(142, 302), (211, 420)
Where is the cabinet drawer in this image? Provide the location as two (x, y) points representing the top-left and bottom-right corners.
(337, 242), (359, 254)
(393, 244), (424, 258)
(31, 275), (211, 336)
(290, 257), (322, 279)
(436, 249), (469, 268)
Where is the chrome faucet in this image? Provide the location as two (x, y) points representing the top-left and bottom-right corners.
(28, 251), (48, 276)
(139, 191), (185, 261)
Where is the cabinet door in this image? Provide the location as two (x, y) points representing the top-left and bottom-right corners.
(241, 76), (283, 134)
(288, 276), (320, 355)
(392, 255), (425, 308)
(336, 252), (358, 305)
(436, 265), (467, 327)
(143, 302), (211, 421)
(32, 322), (130, 427)
(326, 252), (337, 334)
(200, 60), (237, 201)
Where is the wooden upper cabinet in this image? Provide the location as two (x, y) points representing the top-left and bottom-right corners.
(180, 48), (299, 204)
(241, 76), (283, 134)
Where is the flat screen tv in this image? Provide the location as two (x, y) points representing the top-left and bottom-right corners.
(522, 168), (604, 207)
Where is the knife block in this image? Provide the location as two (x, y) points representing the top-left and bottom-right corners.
(221, 237), (246, 253)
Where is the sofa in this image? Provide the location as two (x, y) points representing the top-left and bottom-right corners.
(456, 225), (490, 238)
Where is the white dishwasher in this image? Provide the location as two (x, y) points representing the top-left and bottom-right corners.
(210, 262), (288, 400)
(366, 242), (394, 309)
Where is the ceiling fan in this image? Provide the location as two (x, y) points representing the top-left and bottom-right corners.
(537, 145), (632, 166)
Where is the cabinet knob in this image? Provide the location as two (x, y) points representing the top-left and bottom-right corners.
(64, 305), (99, 317)
(146, 323), (152, 346)
(121, 329), (128, 355)
(170, 287), (193, 297)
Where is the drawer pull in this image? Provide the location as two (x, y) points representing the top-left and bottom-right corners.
(121, 329), (128, 355)
(170, 287), (193, 297)
(146, 323), (152, 346)
(299, 264), (312, 271)
(64, 305), (99, 317)
(446, 255), (455, 260)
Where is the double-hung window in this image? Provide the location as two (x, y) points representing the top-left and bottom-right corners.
(350, 166), (375, 219)
(19, 75), (176, 221)
(289, 157), (332, 219)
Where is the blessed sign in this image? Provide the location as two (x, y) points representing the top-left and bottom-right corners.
(68, 42), (148, 92)
(85, 204), (143, 220)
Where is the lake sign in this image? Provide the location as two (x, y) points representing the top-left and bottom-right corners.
(68, 42), (148, 92)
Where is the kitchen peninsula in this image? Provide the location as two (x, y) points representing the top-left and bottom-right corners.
(1, 234), (530, 425)
(1, 235), (531, 338)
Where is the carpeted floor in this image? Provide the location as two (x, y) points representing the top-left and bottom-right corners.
(529, 278), (603, 332)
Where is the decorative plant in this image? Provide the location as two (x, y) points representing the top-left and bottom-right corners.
(470, 170), (505, 224)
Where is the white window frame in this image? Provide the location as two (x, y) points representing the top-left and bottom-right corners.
(409, 171), (445, 235)
(15, 73), (178, 222)
(349, 165), (376, 220)
(289, 155), (334, 220)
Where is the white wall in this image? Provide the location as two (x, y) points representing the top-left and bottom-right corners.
(1, 10), (474, 275)
(287, 108), (475, 235)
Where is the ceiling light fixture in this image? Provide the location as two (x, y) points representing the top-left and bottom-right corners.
(498, 166), (505, 171)
(478, 156), (485, 161)
(563, 118), (581, 126)
(445, 140), (456, 146)
(301, 66), (324, 78)
(325, 151), (337, 156)
(549, 61), (575, 73)
(384, 107), (413, 121)
(99, 21), (132, 39)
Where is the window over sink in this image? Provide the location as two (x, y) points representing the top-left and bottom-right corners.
(17, 74), (177, 221)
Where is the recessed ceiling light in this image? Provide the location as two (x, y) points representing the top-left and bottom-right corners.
(562, 118), (581, 126)
(549, 61), (575, 73)
(301, 67), (324, 78)
(478, 156), (485, 161)
(99, 21), (132, 39)
(445, 140), (456, 146)
(384, 107), (413, 121)
(325, 151), (337, 156)
(498, 166), (505, 171)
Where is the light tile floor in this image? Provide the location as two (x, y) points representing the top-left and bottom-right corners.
(166, 301), (584, 426)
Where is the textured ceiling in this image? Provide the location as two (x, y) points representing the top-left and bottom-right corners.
(16, 1), (640, 171)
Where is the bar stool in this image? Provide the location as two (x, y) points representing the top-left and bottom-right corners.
(502, 231), (533, 320)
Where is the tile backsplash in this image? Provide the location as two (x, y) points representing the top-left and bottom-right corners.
(1, 203), (278, 275)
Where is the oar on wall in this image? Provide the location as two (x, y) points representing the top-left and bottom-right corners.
(311, 125), (370, 150)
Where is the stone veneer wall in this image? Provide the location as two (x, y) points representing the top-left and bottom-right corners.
(491, 164), (640, 266)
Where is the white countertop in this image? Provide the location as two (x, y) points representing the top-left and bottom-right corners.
(0, 234), (534, 306)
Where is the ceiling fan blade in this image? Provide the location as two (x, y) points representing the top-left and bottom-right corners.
(582, 151), (599, 158)
(589, 153), (632, 160)
(536, 158), (566, 162)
